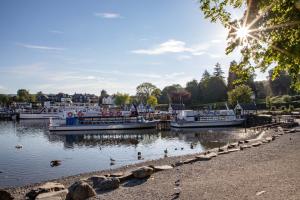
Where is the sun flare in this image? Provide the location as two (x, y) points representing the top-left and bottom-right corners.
(236, 26), (250, 39)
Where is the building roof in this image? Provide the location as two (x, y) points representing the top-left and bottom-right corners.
(236, 102), (257, 110)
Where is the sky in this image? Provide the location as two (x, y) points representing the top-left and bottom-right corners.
(0, 0), (268, 95)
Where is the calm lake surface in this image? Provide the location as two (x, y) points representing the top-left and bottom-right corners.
(0, 120), (259, 187)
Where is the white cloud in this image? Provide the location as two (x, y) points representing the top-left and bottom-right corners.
(132, 39), (190, 55)
(132, 39), (210, 56)
(17, 43), (65, 51)
(94, 12), (121, 19)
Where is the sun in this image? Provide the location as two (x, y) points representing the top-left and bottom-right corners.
(236, 26), (250, 39)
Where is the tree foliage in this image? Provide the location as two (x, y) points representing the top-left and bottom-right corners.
(159, 84), (183, 104)
(114, 93), (130, 106)
(136, 82), (158, 103)
(147, 95), (158, 107)
(228, 84), (253, 106)
(199, 0), (300, 91)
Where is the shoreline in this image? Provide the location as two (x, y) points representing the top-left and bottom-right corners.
(3, 125), (300, 199)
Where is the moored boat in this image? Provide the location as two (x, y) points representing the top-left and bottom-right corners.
(171, 109), (244, 128)
(49, 115), (157, 131)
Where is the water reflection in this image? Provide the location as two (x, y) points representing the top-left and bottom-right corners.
(0, 120), (259, 187)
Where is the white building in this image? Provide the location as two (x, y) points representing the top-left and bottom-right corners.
(102, 96), (115, 105)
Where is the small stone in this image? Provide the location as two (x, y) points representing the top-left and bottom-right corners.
(252, 142), (262, 147)
(196, 154), (212, 161)
(110, 172), (124, 177)
(218, 150), (230, 155)
(153, 165), (173, 171)
(238, 140), (244, 145)
(0, 189), (14, 200)
(183, 158), (198, 164)
(227, 148), (240, 153)
(66, 181), (96, 200)
(256, 190), (266, 196)
(266, 137), (272, 142)
(173, 161), (184, 167)
(227, 143), (236, 149)
(132, 166), (154, 179)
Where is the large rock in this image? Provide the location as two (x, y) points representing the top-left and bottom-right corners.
(0, 190), (14, 200)
(66, 181), (96, 200)
(26, 182), (65, 200)
(132, 166), (154, 179)
(35, 189), (68, 200)
(89, 176), (120, 191)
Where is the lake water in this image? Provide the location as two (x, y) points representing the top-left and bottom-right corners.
(0, 120), (259, 188)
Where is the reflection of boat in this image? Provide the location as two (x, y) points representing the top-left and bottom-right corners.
(49, 116), (157, 132)
(171, 110), (244, 128)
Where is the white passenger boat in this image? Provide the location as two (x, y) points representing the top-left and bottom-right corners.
(49, 115), (157, 131)
(19, 107), (62, 119)
(171, 110), (244, 128)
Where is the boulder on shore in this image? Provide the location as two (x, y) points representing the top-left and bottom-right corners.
(132, 166), (154, 179)
(66, 181), (96, 200)
(0, 189), (14, 200)
(26, 182), (65, 200)
(89, 176), (120, 191)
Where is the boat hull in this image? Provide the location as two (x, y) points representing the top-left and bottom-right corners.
(171, 119), (244, 128)
(19, 113), (62, 119)
(49, 121), (157, 131)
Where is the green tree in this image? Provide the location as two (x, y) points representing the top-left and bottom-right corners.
(199, 0), (300, 91)
(136, 82), (158, 103)
(0, 94), (9, 106)
(227, 61), (239, 91)
(185, 79), (200, 105)
(147, 95), (158, 107)
(114, 93), (130, 106)
(159, 84), (183, 104)
(151, 88), (161, 99)
(17, 89), (30, 102)
(213, 63), (224, 78)
(200, 65), (227, 103)
(228, 84), (253, 106)
(268, 69), (293, 96)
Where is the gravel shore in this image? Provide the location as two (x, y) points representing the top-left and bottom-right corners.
(5, 127), (300, 200)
